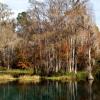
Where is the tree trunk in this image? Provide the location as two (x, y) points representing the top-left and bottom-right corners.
(88, 47), (94, 80)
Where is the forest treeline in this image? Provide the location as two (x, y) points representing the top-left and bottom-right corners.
(0, 0), (100, 76)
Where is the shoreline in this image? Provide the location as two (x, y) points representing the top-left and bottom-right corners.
(0, 70), (89, 84)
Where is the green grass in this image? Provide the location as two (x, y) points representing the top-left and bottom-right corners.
(43, 71), (88, 81)
(0, 68), (89, 82)
(0, 69), (33, 75)
(0, 66), (7, 71)
(76, 71), (88, 80)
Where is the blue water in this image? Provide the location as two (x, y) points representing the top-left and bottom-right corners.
(0, 80), (100, 100)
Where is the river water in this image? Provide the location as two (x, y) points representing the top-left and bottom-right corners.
(0, 80), (100, 100)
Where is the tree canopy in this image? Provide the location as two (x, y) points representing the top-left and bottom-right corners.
(0, 0), (100, 76)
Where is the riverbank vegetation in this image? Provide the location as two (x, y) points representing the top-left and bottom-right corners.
(0, 71), (88, 84)
(0, 0), (100, 81)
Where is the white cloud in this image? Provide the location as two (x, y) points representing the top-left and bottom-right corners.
(36, 0), (44, 2)
(0, 0), (4, 3)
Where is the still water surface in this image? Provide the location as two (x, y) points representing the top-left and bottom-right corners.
(0, 80), (100, 100)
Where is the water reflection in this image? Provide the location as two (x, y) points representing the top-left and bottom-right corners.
(88, 80), (93, 100)
(0, 80), (100, 100)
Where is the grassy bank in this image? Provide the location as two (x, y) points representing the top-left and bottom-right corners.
(0, 74), (41, 84)
(0, 69), (41, 84)
(0, 69), (33, 75)
(0, 69), (89, 84)
(43, 71), (88, 82)
(18, 75), (41, 84)
(0, 74), (16, 84)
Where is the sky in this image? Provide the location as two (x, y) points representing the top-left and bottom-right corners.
(0, 0), (100, 28)
(90, 0), (100, 28)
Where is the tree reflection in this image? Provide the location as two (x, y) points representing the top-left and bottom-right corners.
(0, 80), (100, 100)
(88, 80), (93, 100)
